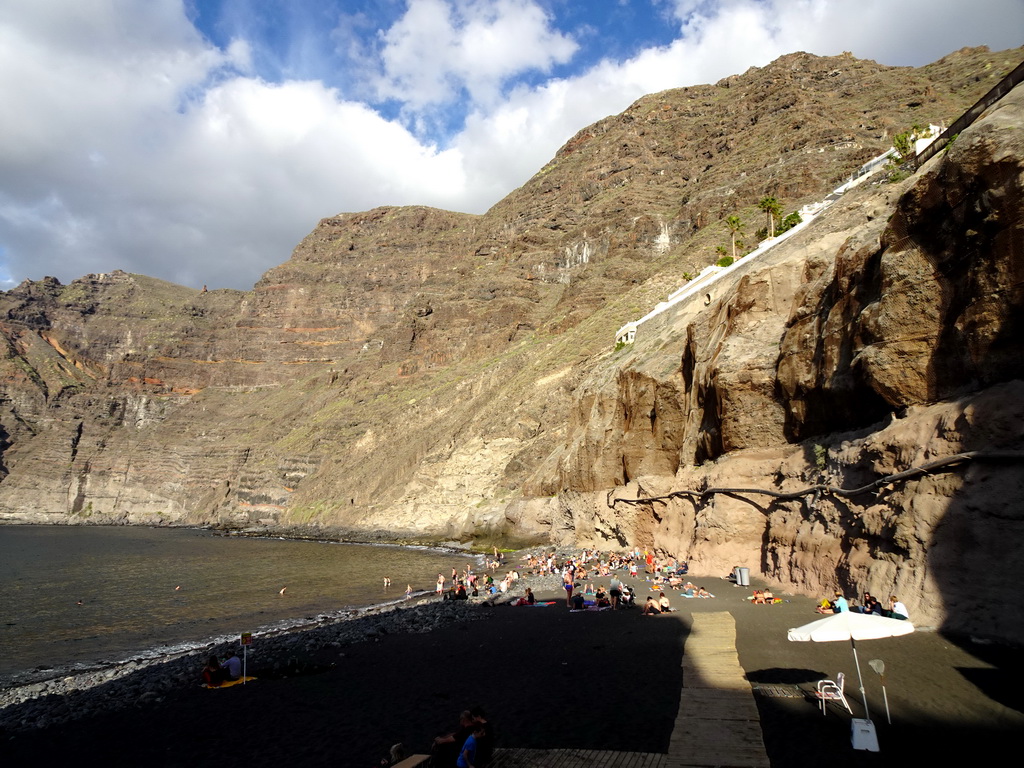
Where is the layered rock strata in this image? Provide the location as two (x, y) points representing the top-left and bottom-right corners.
(1, 49), (1022, 641)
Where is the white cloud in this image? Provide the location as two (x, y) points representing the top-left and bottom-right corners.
(0, 1), (467, 290)
(1, 0), (1021, 290)
(374, 0), (578, 109)
(454, 0), (1024, 217)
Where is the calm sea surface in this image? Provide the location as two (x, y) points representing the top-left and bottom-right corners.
(0, 526), (474, 685)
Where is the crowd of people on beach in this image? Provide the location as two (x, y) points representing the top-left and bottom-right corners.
(411, 546), (724, 614)
(188, 540), (920, 766)
(815, 590), (910, 620)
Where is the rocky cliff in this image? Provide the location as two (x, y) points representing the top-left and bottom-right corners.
(1, 47), (1022, 641)
(558, 82), (1024, 642)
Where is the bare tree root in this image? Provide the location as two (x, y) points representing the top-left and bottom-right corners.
(607, 451), (1023, 509)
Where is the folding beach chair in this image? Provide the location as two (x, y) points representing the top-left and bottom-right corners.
(815, 672), (853, 716)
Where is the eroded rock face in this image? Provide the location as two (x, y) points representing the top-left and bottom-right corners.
(582, 382), (1024, 641)
(553, 83), (1024, 640)
(783, 89), (1024, 432)
(0, 50), (1022, 641)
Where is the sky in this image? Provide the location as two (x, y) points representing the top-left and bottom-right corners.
(1, 1), (1020, 291)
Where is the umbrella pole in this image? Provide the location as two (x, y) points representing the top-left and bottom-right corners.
(850, 637), (870, 720)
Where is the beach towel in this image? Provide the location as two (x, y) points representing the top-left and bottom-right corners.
(204, 676), (257, 689)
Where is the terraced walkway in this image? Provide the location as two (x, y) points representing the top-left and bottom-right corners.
(491, 611), (768, 768)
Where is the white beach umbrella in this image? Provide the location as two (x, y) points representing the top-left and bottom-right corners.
(788, 611), (915, 643)
(788, 611), (914, 751)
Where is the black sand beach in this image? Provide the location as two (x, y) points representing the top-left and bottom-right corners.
(2, 565), (1021, 767)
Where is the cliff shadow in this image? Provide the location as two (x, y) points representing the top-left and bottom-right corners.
(731, 579), (1024, 768)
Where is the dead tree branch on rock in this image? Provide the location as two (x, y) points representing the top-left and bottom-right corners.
(607, 451), (1023, 510)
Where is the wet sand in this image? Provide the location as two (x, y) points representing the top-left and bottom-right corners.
(2, 568), (1020, 767)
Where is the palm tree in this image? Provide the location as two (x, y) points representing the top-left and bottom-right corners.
(758, 196), (782, 238)
(725, 215), (742, 259)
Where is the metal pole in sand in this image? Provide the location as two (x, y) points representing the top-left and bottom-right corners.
(241, 632), (252, 684)
(868, 659), (891, 724)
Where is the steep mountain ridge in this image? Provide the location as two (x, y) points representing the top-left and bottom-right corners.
(1, 47), (1022, 639)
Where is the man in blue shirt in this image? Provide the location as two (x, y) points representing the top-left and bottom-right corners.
(457, 723), (487, 768)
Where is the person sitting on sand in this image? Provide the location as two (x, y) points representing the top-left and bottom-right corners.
(642, 596), (662, 615)
(853, 592), (882, 615)
(658, 592), (672, 612)
(595, 585), (610, 608)
(433, 710), (475, 767)
(886, 595), (909, 620)
(202, 655), (227, 686)
(762, 588), (774, 603)
(751, 590), (765, 604)
(816, 590), (847, 614)
(513, 587), (535, 606)
(469, 706), (494, 767)
(625, 585), (638, 607)
(221, 650), (242, 681)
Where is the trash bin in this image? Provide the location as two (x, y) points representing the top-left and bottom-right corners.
(737, 567), (750, 587)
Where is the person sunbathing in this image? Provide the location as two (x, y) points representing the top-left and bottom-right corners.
(762, 588), (774, 602)
(658, 592), (672, 612)
(751, 590), (765, 604)
(642, 596), (662, 615)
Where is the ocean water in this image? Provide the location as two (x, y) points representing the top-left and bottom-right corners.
(0, 526), (474, 685)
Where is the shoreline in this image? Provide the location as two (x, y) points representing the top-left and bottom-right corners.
(0, 558), (490, 697)
(0, 543), (559, 717)
(0, 517), (537, 553)
(0, 582), (497, 724)
(0, 545), (611, 721)
(3, 554), (1023, 767)
(0, 525), (492, 695)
